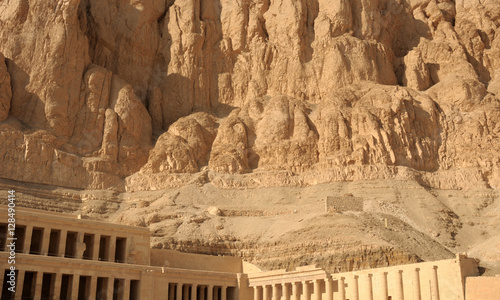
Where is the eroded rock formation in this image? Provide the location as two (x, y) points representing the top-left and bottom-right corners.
(0, 0), (498, 192)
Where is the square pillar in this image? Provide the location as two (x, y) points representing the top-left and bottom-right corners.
(0, 270), (4, 294)
(23, 225), (33, 254)
(123, 279), (131, 300)
(263, 285), (270, 300)
(40, 227), (51, 255)
(177, 283), (184, 300)
(14, 270), (25, 300)
(207, 285), (214, 300)
(71, 275), (80, 300)
(379, 273), (388, 300)
(302, 281), (310, 300)
(76, 232), (85, 259)
(109, 235), (117, 263)
(325, 279), (333, 300)
(89, 276), (97, 299)
(34, 272), (44, 300)
(192, 284), (198, 300)
(52, 273), (62, 299)
(282, 283), (290, 300)
(272, 284), (279, 300)
(351, 276), (359, 300)
(413, 268), (421, 300)
(396, 271), (404, 300)
(58, 229), (67, 257)
(338, 278), (345, 300)
(314, 280), (321, 300)
(106, 276), (114, 300)
(292, 282), (299, 300)
(253, 286), (261, 300)
(92, 234), (101, 261)
(431, 266), (440, 300)
(363, 274), (373, 300)
(221, 286), (227, 300)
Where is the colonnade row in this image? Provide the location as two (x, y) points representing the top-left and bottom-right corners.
(252, 266), (441, 300)
(165, 283), (234, 300)
(0, 223), (128, 263)
(0, 269), (139, 300)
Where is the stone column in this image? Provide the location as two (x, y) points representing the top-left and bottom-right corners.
(214, 286), (220, 300)
(338, 278), (346, 300)
(221, 285), (227, 300)
(23, 225), (33, 254)
(254, 286), (261, 300)
(88, 276), (97, 299)
(302, 281), (310, 300)
(34, 272), (44, 300)
(314, 280), (321, 300)
(0, 271), (4, 294)
(40, 228), (51, 255)
(431, 266), (440, 300)
(109, 235), (117, 262)
(282, 283), (290, 300)
(380, 273), (388, 300)
(123, 279), (131, 300)
(58, 229), (67, 257)
(263, 285), (270, 300)
(292, 282), (299, 300)
(76, 232), (85, 259)
(52, 273), (62, 299)
(413, 268), (421, 300)
(324, 278), (332, 300)
(92, 233), (101, 260)
(208, 285), (214, 300)
(272, 284), (279, 300)
(106, 276), (114, 300)
(192, 284), (199, 300)
(351, 276), (359, 300)
(396, 270), (404, 300)
(14, 270), (25, 300)
(177, 283), (184, 300)
(365, 274), (373, 300)
(71, 274), (80, 300)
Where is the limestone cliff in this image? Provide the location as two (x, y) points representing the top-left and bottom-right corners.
(0, 0), (499, 191)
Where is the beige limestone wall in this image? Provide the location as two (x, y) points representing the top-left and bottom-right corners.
(466, 276), (500, 300)
(151, 249), (243, 273)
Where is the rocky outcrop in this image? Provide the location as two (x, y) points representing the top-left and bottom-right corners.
(0, 52), (11, 122)
(0, 0), (498, 191)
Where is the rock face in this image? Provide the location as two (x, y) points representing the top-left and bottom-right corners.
(0, 0), (499, 192)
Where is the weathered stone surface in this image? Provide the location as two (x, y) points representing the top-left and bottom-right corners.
(0, 52), (11, 122)
(0, 0), (498, 193)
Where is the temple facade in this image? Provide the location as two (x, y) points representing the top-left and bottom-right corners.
(0, 205), (498, 300)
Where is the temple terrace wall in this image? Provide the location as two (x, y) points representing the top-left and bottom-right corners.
(0, 205), (496, 299)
